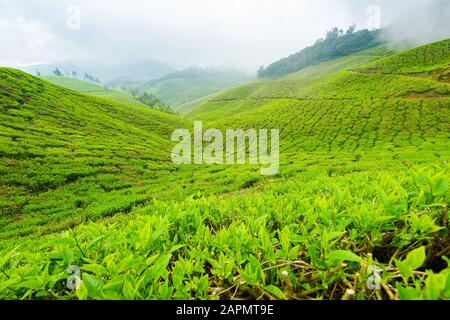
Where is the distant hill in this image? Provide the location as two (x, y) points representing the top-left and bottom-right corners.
(42, 75), (173, 113)
(21, 59), (174, 84)
(258, 27), (384, 78)
(176, 93), (218, 115)
(104, 75), (145, 90)
(42, 75), (146, 107)
(138, 67), (253, 110)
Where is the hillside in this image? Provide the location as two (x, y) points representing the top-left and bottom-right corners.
(42, 76), (147, 107)
(284, 45), (395, 81)
(177, 92), (218, 115)
(0, 68), (267, 240)
(0, 40), (449, 301)
(139, 67), (253, 110)
(188, 41), (449, 155)
(187, 45), (395, 121)
(0, 68), (193, 239)
(258, 28), (384, 78)
(356, 39), (450, 81)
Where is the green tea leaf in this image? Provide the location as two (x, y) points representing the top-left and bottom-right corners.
(82, 274), (103, 299)
(264, 285), (287, 300)
(405, 246), (426, 271)
(327, 250), (362, 264)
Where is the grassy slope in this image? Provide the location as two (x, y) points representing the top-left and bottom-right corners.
(195, 71), (449, 152)
(186, 46), (395, 121)
(0, 68), (191, 238)
(283, 45), (394, 80)
(0, 41), (449, 300)
(42, 76), (147, 107)
(258, 29), (383, 78)
(142, 70), (252, 110)
(0, 69), (270, 240)
(357, 39), (450, 76)
(187, 44), (449, 152)
(177, 93), (218, 115)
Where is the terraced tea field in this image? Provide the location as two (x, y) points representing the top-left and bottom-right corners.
(0, 40), (449, 300)
(188, 41), (449, 157)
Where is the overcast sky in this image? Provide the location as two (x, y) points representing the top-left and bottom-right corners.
(0, 0), (449, 72)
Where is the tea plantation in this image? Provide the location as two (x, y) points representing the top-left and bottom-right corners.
(0, 40), (449, 300)
(42, 76), (147, 107)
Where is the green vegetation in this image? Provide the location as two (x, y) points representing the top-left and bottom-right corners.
(0, 39), (449, 300)
(42, 76), (147, 107)
(258, 27), (384, 78)
(1, 164), (449, 300)
(0, 68), (193, 238)
(176, 93), (216, 115)
(135, 92), (174, 114)
(139, 67), (253, 110)
(357, 39), (450, 82)
(43, 76), (175, 113)
(284, 45), (395, 81)
(0, 68), (267, 242)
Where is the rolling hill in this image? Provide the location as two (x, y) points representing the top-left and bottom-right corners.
(22, 59), (174, 84)
(0, 40), (449, 300)
(258, 28), (384, 78)
(0, 68), (191, 239)
(188, 41), (449, 157)
(0, 69), (264, 241)
(139, 67), (253, 111)
(42, 76), (147, 107)
(357, 38), (450, 80)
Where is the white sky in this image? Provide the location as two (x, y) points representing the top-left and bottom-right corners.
(0, 0), (449, 72)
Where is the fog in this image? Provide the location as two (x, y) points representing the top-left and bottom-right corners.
(382, 0), (450, 47)
(0, 0), (449, 72)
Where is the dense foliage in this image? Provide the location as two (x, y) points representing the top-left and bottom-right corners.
(258, 27), (384, 78)
(135, 92), (174, 114)
(1, 164), (449, 300)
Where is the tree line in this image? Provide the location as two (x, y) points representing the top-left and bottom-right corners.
(43, 67), (101, 84)
(258, 26), (384, 78)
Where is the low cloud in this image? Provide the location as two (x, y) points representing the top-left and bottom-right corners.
(0, 17), (56, 66)
(383, 0), (450, 46)
(0, 0), (449, 72)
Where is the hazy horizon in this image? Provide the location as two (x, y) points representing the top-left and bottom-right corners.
(1, 0), (449, 73)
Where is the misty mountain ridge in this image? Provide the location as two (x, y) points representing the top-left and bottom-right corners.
(137, 67), (254, 110)
(20, 59), (175, 85)
(142, 67), (252, 88)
